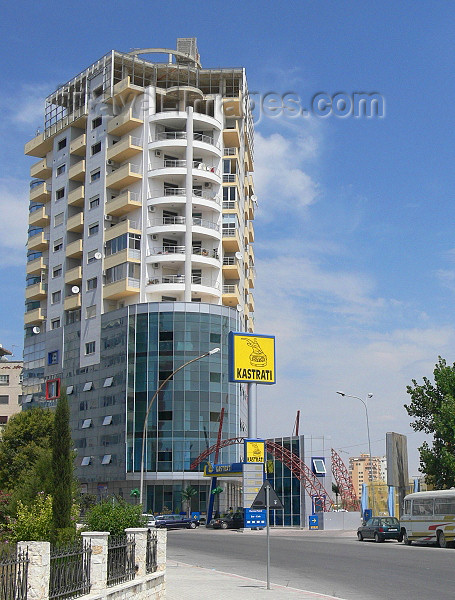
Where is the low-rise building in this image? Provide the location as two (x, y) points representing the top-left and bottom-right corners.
(0, 345), (23, 436)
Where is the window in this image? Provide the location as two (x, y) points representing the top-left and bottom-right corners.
(104, 262), (140, 284)
(81, 418), (92, 429)
(0, 375), (9, 385)
(85, 305), (96, 319)
(48, 350), (59, 365)
(102, 454), (112, 465)
(45, 378), (60, 400)
(57, 138), (67, 151)
(412, 499), (433, 516)
(210, 372), (221, 383)
(81, 456), (91, 466)
(51, 291), (61, 304)
(54, 212), (64, 227)
(0, 416), (7, 425)
(66, 385), (74, 395)
(92, 116), (102, 129)
(102, 415), (113, 426)
(56, 164), (66, 176)
(91, 142), (101, 155)
(88, 222), (99, 236)
(24, 394), (33, 403)
(89, 196), (100, 210)
(87, 250), (99, 264)
(53, 238), (63, 252)
(56, 188), (65, 200)
(85, 341), (96, 355)
(52, 265), (62, 278)
(83, 381), (93, 392)
(0, 396), (8, 404)
(51, 318), (61, 330)
(87, 277), (98, 290)
(158, 411), (172, 421)
(91, 169), (101, 182)
(103, 377), (113, 388)
(312, 458), (327, 475)
(210, 333), (221, 344)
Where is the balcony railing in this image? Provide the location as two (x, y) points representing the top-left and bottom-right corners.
(150, 246), (219, 259)
(223, 174), (237, 183)
(224, 147), (237, 156)
(154, 131), (218, 147)
(222, 228), (237, 237)
(158, 187), (220, 203)
(147, 274), (218, 287)
(222, 201), (237, 210)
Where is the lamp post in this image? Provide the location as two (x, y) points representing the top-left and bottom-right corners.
(139, 347), (220, 510)
(336, 391), (375, 515)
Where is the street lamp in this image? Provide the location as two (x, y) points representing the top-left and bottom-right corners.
(139, 347), (220, 509)
(336, 391), (375, 515)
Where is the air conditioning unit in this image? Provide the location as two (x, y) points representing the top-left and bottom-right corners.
(155, 150), (162, 157)
(106, 159), (114, 166)
(148, 206), (155, 212)
(104, 215), (113, 221)
(102, 270), (107, 276)
(152, 263), (160, 269)
(152, 234), (158, 240)
(204, 182), (212, 189)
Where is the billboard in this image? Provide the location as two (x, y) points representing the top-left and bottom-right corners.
(244, 439), (265, 463)
(386, 432), (409, 489)
(228, 332), (276, 384)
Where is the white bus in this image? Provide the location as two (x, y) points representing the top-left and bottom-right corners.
(400, 489), (455, 548)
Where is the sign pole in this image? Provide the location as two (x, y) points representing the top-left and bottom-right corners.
(248, 382), (257, 438)
(266, 483), (270, 590)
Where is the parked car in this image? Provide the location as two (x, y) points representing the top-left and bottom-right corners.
(357, 516), (402, 542)
(154, 514), (200, 529)
(212, 513), (244, 529)
(142, 514), (156, 528)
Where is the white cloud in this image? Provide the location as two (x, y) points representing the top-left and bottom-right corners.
(0, 178), (29, 267)
(0, 83), (51, 130)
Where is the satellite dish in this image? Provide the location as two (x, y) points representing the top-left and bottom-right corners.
(71, 286), (80, 294)
(94, 252), (102, 260)
(235, 252), (242, 260)
(32, 326), (40, 334)
(251, 195), (258, 203)
(236, 304), (243, 312)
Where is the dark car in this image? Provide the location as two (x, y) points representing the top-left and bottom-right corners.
(212, 513), (244, 529)
(155, 514), (200, 529)
(357, 516), (402, 542)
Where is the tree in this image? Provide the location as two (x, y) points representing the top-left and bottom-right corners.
(51, 391), (73, 533)
(405, 357), (455, 488)
(84, 498), (146, 536)
(180, 486), (197, 517)
(332, 483), (341, 509)
(0, 407), (54, 490)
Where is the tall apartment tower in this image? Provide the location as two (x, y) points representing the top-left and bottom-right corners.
(23, 39), (255, 512)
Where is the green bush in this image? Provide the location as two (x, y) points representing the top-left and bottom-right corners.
(84, 499), (146, 536)
(8, 493), (53, 542)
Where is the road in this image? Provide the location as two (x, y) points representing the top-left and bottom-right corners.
(166, 528), (455, 600)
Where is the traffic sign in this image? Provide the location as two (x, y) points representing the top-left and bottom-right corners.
(244, 508), (267, 528)
(251, 481), (284, 510)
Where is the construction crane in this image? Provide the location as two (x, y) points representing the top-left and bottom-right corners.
(331, 448), (359, 510)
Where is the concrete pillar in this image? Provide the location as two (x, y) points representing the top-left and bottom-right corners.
(156, 528), (167, 572)
(184, 106), (194, 301)
(18, 541), (50, 600)
(81, 531), (109, 593)
(125, 527), (148, 577)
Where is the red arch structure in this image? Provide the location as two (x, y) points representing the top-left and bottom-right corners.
(190, 437), (334, 512)
(330, 449), (359, 510)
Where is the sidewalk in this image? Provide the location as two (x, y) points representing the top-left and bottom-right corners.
(165, 558), (348, 600)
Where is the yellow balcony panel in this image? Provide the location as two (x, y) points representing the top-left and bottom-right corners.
(247, 316), (255, 333)
(66, 239), (83, 258)
(29, 206), (49, 228)
(67, 212), (84, 232)
(30, 159), (52, 179)
(107, 136), (142, 162)
(107, 109), (143, 136)
(24, 307), (46, 325)
(222, 258), (242, 280)
(104, 218), (141, 242)
(25, 282), (47, 301)
(223, 121), (240, 148)
(68, 185), (85, 207)
(248, 269), (255, 289)
(64, 294), (81, 311)
(248, 221), (254, 243)
(247, 197), (255, 220)
(68, 160), (86, 182)
(248, 244), (255, 263)
(26, 256), (47, 275)
(25, 133), (53, 158)
(248, 293), (255, 312)
(106, 163), (142, 190)
(103, 277), (140, 300)
(64, 266), (82, 285)
(243, 226), (249, 245)
(27, 232), (48, 252)
(223, 94), (243, 118)
(70, 134), (87, 156)
(245, 148), (253, 173)
(104, 248), (140, 271)
(222, 201), (241, 222)
(106, 191), (141, 217)
(222, 284), (241, 307)
(30, 182), (51, 203)
(222, 229), (241, 252)
(106, 76), (144, 105)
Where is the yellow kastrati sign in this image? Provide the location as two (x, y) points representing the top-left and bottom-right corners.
(229, 332), (276, 384)
(246, 440), (265, 463)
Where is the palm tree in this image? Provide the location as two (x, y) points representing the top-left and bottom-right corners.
(332, 483), (341, 509)
(180, 486), (198, 517)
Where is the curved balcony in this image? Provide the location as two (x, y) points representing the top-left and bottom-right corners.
(149, 130), (221, 155)
(149, 110), (222, 132)
(146, 245), (219, 267)
(145, 274), (220, 300)
(147, 216), (220, 240)
(148, 188), (221, 212)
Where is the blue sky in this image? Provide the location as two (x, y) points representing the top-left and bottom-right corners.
(1, 0), (454, 475)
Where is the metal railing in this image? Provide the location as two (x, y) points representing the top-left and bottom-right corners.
(223, 147), (237, 156)
(0, 545), (29, 600)
(223, 174), (236, 182)
(146, 530), (157, 574)
(107, 534), (136, 587)
(49, 539), (91, 600)
(223, 257), (238, 266)
(154, 131), (216, 146)
(222, 228), (237, 237)
(150, 246), (219, 259)
(223, 284), (238, 294)
(148, 274), (217, 286)
(222, 201), (237, 210)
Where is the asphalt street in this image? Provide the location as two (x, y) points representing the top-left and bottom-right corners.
(166, 528), (455, 600)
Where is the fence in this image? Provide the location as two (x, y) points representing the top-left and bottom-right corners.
(146, 529), (157, 574)
(49, 539), (91, 600)
(0, 545), (28, 600)
(107, 534), (135, 587)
